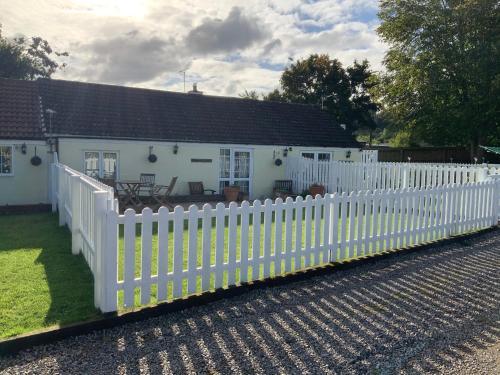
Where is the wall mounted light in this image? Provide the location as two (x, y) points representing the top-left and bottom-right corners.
(283, 148), (288, 157)
(173, 144), (179, 155)
(345, 150), (351, 159)
(21, 143), (27, 154)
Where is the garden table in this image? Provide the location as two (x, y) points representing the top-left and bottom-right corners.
(116, 180), (143, 207)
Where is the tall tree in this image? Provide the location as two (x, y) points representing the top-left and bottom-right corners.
(377, 0), (500, 155)
(264, 54), (378, 134)
(0, 25), (68, 80)
(238, 89), (260, 100)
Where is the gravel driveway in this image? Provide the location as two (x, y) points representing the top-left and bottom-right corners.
(1, 230), (499, 374)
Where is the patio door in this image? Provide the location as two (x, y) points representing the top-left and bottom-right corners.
(219, 148), (253, 198)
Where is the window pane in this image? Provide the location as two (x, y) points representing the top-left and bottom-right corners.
(234, 180), (249, 193)
(84, 152), (100, 178)
(102, 152), (117, 178)
(318, 153), (331, 161)
(0, 146), (12, 174)
(219, 149), (230, 178)
(234, 151), (250, 178)
(301, 152), (315, 159)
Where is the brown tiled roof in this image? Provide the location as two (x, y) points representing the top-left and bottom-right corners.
(2, 77), (360, 148)
(0, 79), (43, 139)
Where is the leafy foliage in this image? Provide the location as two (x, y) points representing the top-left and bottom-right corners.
(0, 25), (68, 80)
(377, 0), (500, 152)
(263, 54), (379, 135)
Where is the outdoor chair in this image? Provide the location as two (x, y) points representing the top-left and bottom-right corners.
(138, 173), (156, 197)
(152, 176), (178, 209)
(188, 181), (216, 196)
(273, 180), (297, 199)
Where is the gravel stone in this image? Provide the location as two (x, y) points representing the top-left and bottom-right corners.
(1, 230), (499, 374)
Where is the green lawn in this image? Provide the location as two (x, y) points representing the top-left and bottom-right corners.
(0, 213), (99, 339)
(0, 209), (441, 337)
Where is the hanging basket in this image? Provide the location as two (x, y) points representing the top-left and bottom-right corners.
(274, 158), (282, 166)
(30, 156), (42, 166)
(148, 154), (158, 163)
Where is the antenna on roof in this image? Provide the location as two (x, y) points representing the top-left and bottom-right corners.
(179, 69), (187, 92)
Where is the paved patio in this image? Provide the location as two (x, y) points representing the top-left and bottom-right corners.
(1, 229), (499, 374)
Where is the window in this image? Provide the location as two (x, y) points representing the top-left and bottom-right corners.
(84, 151), (118, 179)
(301, 151), (331, 162)
(0, 146), (13, 175)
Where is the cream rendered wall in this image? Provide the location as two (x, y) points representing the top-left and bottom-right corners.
(58, 138), (361, 200)
(0, 140), (50, 205)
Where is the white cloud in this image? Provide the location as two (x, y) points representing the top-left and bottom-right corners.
(0, 0), (386, 95)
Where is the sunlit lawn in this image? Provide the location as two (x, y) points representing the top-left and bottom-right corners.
(0, 213), (100, 339)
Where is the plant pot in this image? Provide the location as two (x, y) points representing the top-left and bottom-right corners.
(224, 186), (240, 201)
(309, 184), (325, 197)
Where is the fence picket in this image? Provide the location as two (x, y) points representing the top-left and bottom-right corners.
(227, 202), (238, 285)
(274, 198), (283, 275)
(172, 206), (184, 298)
(187, 205), (198, 294)
(284, 197), (294, 272)
(263, 199), (273, 278)
(215, 202), (225, 288)
(140, 207), (153, 305)
(123, 209), (136, 308)
(240, 201), (250, 283)
(157, 207), (169, 301)
(201, 204), (212, 290)
(252, 200), (262, 280)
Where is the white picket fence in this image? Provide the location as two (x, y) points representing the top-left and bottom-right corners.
(361, 149), (378, 163)
(51, 153), (500, 313)
(51, 153), (118, 309)
(286, 157), (497, 194)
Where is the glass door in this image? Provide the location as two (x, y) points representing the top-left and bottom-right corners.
(219, 148), (252, 197)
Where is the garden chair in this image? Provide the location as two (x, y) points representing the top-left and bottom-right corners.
(152, 176), (178, 209)
(138, 173), (156, 197)
(273, 180), (297, 199)
(188, 181), (216, 196)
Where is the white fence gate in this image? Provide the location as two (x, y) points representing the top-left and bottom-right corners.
(51, 154), (500, 313)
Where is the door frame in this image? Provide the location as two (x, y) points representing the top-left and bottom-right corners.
(219, 147), (254, 198)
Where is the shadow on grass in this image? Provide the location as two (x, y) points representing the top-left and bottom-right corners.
(0, 213), (100, 338)
(5, 229), (498, 373)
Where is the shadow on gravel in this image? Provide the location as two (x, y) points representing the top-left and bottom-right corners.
(2, 231), (499, 374)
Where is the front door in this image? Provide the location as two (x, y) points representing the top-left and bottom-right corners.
(219, 148), (252, 198)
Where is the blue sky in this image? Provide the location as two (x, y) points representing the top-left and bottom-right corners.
(1, 0), (385, 96)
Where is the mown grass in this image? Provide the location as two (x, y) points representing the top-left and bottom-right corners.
(0, 213), (99, 339)
(115, 209), (362, 310)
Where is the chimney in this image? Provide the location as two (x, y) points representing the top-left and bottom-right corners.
(188, 83), (203, 95)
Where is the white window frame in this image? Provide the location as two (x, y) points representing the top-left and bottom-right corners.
(0, 145), (14, 176)
(300, 151), (333, 162)
(83, 151), (119, 179)
(218, 147), (254, 198)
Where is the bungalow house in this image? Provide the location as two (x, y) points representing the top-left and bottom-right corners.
(0, 77), (361, 207)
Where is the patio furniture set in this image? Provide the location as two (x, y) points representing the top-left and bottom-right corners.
(100, 174), (178, 210)
(101, 175), (320, 211)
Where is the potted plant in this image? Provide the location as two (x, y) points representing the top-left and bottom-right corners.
(309, 183), (325, 197)
(224, 185), (240, 201)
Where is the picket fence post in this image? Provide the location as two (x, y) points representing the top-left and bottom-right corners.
(100, 208), (118, 313)
(70, 175), (82, 255)
(93, 191), (109, 309)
